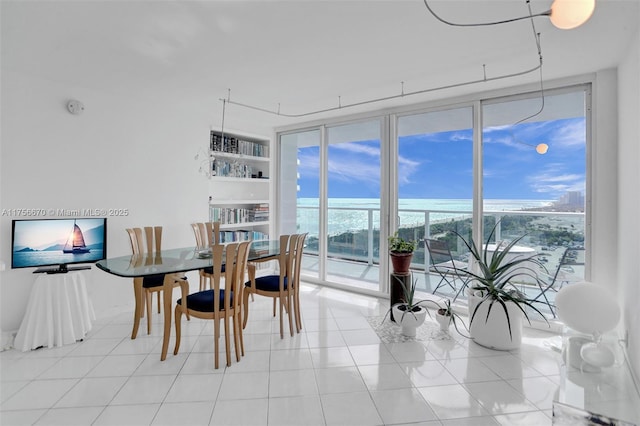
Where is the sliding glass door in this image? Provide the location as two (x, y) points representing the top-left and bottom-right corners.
(277, 84), (589, 304)
(325, 120), (383, 291)
(279, 129), (321, 279)
(395, 107), (474, 296)
(278, 119), (385, 292)
(482, 87), (588, 312)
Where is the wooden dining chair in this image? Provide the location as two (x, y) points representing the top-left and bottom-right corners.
(126, 226), (188, 338)
(191, 221), (221, 291)
(173, 240), (252, 369)
(243, 233), (307, 338)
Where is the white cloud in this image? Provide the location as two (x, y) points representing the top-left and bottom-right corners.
(328, 157), (380, 185)
(298, 152), (320, 178)
(526, 167), (585, 195)
(331, 143), (379, 156)
(547, 120), (585, 149)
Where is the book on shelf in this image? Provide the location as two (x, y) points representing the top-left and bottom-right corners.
(210, 131), (269, 159)
(210, 205), (270, 225)
(217, 229), (269, 243)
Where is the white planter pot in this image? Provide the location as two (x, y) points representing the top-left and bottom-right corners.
(467, 289), (484, 318)
(435, 310), (452, 331)
(392, 304), (427, 337)
(469, 291), (523, 350)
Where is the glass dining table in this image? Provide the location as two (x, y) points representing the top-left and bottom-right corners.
(96, 240), (280, 360)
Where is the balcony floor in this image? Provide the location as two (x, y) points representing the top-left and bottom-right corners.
(303, 255), (562, 318)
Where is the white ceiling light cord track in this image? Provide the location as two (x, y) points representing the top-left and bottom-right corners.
(422, 0), (552, 27)
(221, 58), (542, 119)
(221, 0), (591, 122)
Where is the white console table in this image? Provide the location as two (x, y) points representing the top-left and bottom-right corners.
(14, 271), (95, 351)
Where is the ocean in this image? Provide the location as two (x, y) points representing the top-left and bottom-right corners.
(297, 198), (553, 236)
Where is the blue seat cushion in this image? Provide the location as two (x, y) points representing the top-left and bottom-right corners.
(142, 274), (187, 288)
(246, 275), (288, 292)
(177, 289), (232, 312)
(202, 264), (225, 275)
(142, 274), (165, 288)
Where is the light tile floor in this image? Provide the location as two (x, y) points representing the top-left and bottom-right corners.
(0, 282), (566, 425)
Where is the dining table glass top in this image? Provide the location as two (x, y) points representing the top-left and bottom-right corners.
(96, 240), (280, 278)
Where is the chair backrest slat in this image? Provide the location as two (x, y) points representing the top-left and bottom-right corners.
(127, 227), (162, 255)
(209, 241), (251, 312)
(292, 233), (307, 287)
(192, 222), (221, 247)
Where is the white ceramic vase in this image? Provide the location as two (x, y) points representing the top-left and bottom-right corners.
(435, 310), (452, 331)
(469, 290), (523, 350)
(392, 304), (427, 337)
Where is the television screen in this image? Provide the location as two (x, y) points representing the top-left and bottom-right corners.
(11, 218), (107, 272)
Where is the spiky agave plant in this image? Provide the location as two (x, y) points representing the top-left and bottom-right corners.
(385, 273), (426, 323)
(453, 221), (550, 340)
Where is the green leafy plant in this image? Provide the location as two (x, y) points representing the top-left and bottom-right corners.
(453, 221), (550, 340)
(385, 275), (469, 338)
(388, 233), (416, 253)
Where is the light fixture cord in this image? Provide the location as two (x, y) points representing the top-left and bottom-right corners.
(512, 1), (546, 127)
(422, 0), (551, 27)
(509, 0), (547, 155)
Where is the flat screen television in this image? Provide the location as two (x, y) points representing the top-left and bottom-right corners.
(11, 218), (107, 273)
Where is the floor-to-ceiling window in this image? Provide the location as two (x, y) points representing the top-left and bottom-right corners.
(325, 119), (383, 291)
(280, 129), (321, 279)
(277, 84), (589, 305)
(395, 106), (473, 296)
(481, 87), (589, 311)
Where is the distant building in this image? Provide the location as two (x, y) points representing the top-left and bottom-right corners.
(555, 191), (585, 211)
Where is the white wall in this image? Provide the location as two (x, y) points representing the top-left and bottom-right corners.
(0, 70), (269, 344)
(591, 69), (619, 292)
(617, 22), (640, 379)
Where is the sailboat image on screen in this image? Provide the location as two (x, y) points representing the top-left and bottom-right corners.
(62, 220), (91, 254)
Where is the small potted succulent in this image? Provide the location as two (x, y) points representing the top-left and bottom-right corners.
(385, 276), (470, 338)
(388, 232), (417, 274)
(386, 274), (427, 337)
(422, 299), (468, 335)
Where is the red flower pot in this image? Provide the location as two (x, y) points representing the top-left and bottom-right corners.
(390, 252), (413, 274)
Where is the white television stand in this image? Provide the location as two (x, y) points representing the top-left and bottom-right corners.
(14, 270), (95, 351)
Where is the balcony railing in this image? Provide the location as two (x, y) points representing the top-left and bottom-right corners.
(299, 206), (584, 267)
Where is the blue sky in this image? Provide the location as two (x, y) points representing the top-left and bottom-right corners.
(297, 117), (586, 201)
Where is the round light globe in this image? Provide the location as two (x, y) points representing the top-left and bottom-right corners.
(536, 143), (549, 154)
(550, 0), (596, 30)
(556, 281), (620, 368)
(556, 281), (620, 335)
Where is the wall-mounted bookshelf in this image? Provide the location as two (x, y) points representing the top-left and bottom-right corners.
(208, 130), (272, 242)
(210, 130), (270, 179)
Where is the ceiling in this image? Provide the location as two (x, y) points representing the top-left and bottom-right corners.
(2, 0), (638, 130)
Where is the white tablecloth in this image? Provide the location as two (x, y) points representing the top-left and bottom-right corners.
(14, 271), (95, 351)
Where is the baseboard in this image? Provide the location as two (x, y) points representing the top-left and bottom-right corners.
(1, 330), (16, 351)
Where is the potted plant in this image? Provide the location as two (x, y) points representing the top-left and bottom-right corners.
(452, 221), (549, 350)
(422, 299), (468, 335)
(385, 276), (470, 338)
(388, 232), (417, 274)
(386, 274), (427, 336)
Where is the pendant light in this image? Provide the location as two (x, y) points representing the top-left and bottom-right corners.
(549, 0), (596, 30)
